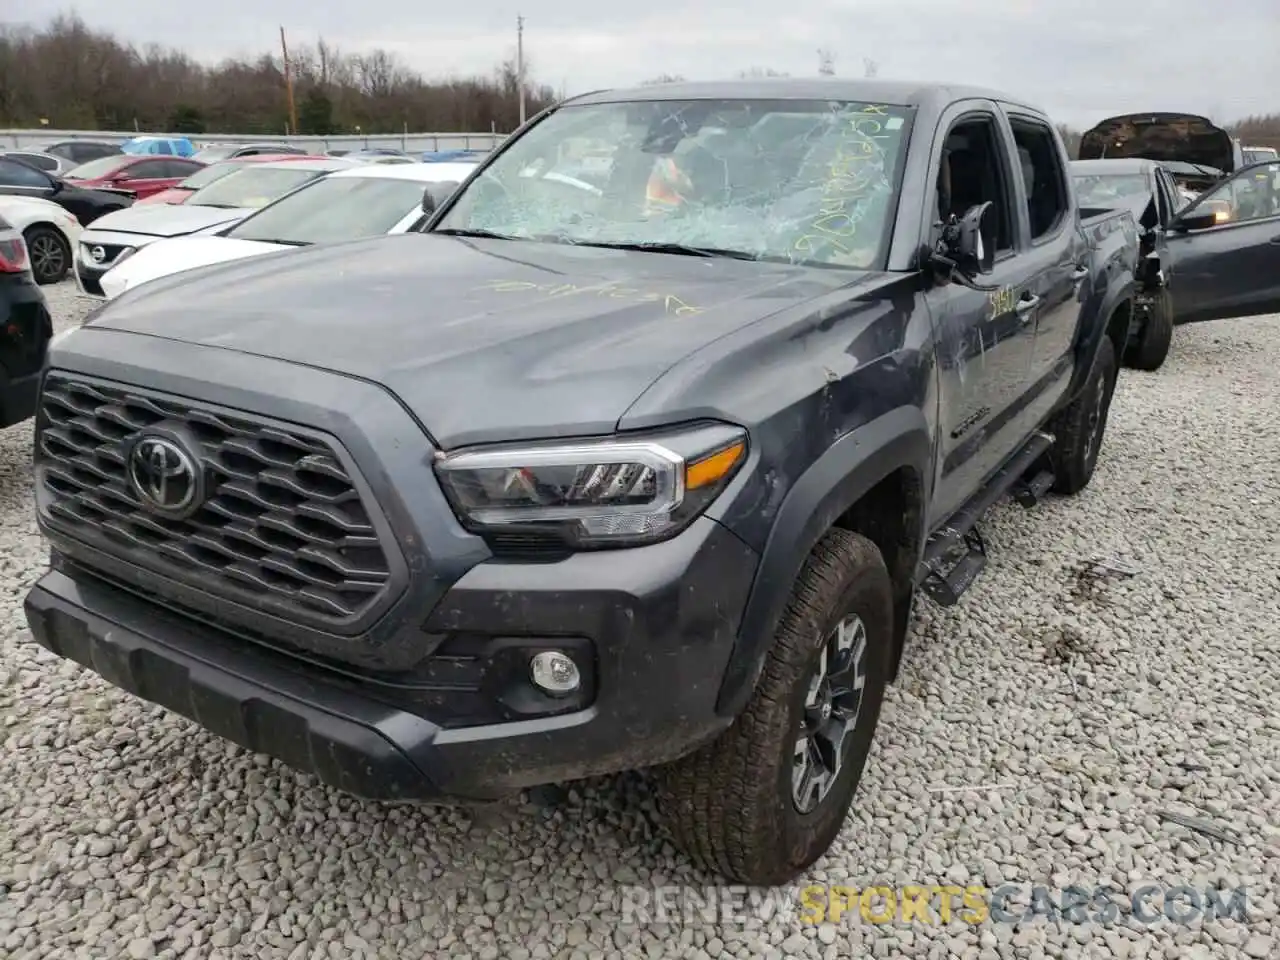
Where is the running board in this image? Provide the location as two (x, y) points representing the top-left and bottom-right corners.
(917, 430), (1055, 606)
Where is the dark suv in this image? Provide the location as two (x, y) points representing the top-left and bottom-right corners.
(0, 215), (52, 427)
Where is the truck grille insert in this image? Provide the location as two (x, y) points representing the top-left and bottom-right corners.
(37, 375), (398, 631)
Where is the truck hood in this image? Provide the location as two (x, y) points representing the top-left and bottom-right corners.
(83, 203), (252, 239)
(1079, 113), (1234, 175)
(85, 233), (883, 447)
(99, 235), (287, 299)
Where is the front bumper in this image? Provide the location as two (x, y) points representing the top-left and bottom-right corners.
(73, 258), (107, 299)
(29, 507), (756, 800)
(30, 327), (760, 799)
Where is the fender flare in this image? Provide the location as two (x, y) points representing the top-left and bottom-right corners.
(1063, 275), (1136, 406)
(715, 405), (932, 717)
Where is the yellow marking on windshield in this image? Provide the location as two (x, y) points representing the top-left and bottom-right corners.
(476, 279), (705, 316)
(793, 107), (894, 261)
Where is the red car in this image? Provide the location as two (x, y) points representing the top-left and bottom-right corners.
(138, 153), (331, 206)
(60, 154), (207, 201)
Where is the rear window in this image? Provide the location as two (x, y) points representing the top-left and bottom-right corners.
(187, 166), (324, 209)
(63, 155), (132, 180)
(227, 176), (432, 244)
(192, 146), (238, 164)
(1072, 173), (1151, 207)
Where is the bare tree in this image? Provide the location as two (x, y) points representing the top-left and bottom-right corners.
(641, 74), (686, 85)
(0, 14), (559, 134)
(738, 66), (789, 79)
(817, 49), (835, 76)
(863, 58), (879, 78)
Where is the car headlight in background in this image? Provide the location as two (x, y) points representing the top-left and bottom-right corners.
(434, 422), (748, 549)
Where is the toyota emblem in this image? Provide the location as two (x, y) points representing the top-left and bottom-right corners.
(89, 245), (106, 264)
(128, 436), (203, 517)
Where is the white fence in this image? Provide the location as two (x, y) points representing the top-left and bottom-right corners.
(1, 128), (508, 154)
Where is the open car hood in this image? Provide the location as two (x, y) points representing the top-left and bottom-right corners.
(1079, 113), (1234, 176)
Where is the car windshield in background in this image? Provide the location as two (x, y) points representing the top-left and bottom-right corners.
(177, 162), (247, 190)
(432, 98), (913, 269)
(225, 176), (433, 244)
(62, 155), (132, 180)
(1073, 174), (1152, 207)
(187, 166), (325, 209)
(192, 146), (238, 164)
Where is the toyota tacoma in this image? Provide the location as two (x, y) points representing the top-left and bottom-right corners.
(28, 80), (1155, 883)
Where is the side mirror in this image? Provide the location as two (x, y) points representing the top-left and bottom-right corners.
(1171, 210), (1220, 232)
(421, 188), (437, 215)
(933, 201), (996, 280)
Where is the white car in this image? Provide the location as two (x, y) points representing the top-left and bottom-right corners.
(0, 195), (83, 284)
(74, 158), (354, 298)
(98, 161), (479, 299)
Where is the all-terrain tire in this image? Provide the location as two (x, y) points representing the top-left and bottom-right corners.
(1049, 333), (1118, 496)
(656, 528), (894, 885)
(1124, 290), (1173, 371)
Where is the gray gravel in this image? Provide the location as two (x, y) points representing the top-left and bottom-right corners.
(1, 281), (1277, 960)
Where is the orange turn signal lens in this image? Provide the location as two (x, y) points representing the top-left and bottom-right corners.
(685, 441), (746, 490)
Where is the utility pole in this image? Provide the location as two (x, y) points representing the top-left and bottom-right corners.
(516, 14), (526, 126)
(817, 49), (835, 76)
(280, 26), (299, 136)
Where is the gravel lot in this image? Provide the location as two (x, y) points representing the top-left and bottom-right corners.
(1, 281), (1277, 960)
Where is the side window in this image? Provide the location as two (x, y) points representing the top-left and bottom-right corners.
(1185, 163), (1280, 225)
(17, 154), (59, 173)
(0, 158), (49, 188)
(129, 160), (171, 179)
(1008, 118), (1068, 242)
(936, 115), (1015, 254)
(164, 160), (200, 178)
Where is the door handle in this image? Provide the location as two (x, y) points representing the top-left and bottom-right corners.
(1015, 295), (1041, 322)
(1070, 266), (1089, 280)
(1269, 235), (1280, 244)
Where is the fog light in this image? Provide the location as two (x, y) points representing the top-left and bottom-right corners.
(529, 651), (581, 696)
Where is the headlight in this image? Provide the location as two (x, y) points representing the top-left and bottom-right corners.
(433, 422), (747, 549)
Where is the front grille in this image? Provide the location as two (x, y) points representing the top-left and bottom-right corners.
(37, 374), (400, 632)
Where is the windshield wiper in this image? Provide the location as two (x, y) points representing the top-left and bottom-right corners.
(235, 238), (308, 246)
(433, 227), (521, 241)
(570, 241), (759, 261)
(192, 202), (238, 209)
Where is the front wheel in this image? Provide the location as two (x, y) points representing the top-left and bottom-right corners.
(656, 528), (893, 885)
(1049, 334), (1118, 495)
(24, 226), (71, 285)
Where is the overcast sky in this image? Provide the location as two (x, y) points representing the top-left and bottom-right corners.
(22, 1), (1280, 129)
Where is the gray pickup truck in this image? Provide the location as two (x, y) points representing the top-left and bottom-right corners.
(27, 79), (1143, 884)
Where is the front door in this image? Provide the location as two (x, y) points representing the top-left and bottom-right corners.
(113, 159), (180, 199)
(1166, 162), (1280, 323)
(925, 106), (1037, 527)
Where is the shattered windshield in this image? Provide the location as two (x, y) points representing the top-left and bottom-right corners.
(431, 98), (913, 269)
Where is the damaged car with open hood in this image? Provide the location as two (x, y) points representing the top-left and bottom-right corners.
(1079, 112), (1244, 203)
